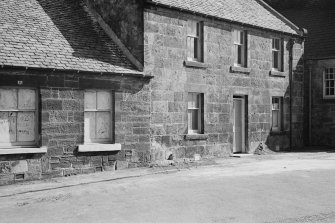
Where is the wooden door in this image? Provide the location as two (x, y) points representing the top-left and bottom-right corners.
(233, 98), (245, 153)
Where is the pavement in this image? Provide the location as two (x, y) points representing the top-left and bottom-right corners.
(1, 150), (335, 223)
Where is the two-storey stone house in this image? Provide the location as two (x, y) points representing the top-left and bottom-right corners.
(0, 0), (305, 184)
(91, 0), (305, 159)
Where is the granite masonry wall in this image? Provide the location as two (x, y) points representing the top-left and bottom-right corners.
(0, 69), (151, 184)
(144, 6), (304, 160)
(306, 59), (335, 146)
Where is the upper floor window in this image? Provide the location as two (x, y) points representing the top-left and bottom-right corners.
(0, 88), (38, 147)
(233, 30), (247, 67)
(272, 38), (283, 71)
(187, 93), (204, 134)
(271, 97), (283, 132)
(187, 21), (203, 62)
(324, 68), (335, 98)
(84, 90), (113, 143)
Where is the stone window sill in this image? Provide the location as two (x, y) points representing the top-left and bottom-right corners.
(230, 66), (251, 74)
(78, 143), (121, 152)
(184, 60), (208, 69)
(185, 134), (208, 141)
(270, 70), (285, 77)
(0, 147), (47, 155)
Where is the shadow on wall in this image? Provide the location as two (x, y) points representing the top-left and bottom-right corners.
(263, 44), (305, 153)
(37, 0), (134, 69)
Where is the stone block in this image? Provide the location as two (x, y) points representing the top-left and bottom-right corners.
(116, 161), (128, 170)
(0, 174), (15, 185)
(41, 170), (63, 179)
(11, 160), (28, 173)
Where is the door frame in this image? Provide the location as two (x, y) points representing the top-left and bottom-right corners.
(233, 96), (246, 153)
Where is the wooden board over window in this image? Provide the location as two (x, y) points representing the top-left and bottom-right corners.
(0, 88), (37, 147)
(84, 90), (113, 143)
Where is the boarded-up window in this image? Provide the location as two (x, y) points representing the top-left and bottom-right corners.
(0, 88), (37, 147)
(84, 90), (113, 143)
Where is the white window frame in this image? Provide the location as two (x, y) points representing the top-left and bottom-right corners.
(272, 38), (283, 71)
(324, 68), (335, 98)
(187, 21), (203, 62)
(233, 29), (247, 67)
(0, 87), (38, 148)
(187, 93), (203, 134)
(84, 90), (114, 144)
(271, 97), (283, 132)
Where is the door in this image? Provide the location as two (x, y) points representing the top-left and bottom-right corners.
(233, 98), (245, 153)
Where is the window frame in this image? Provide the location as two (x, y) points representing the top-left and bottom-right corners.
(84, 90), (114, 144)
(187, 92), (204, 134)
(0, 87), (39, 148)
(272, 38), (284, 72)
(271, 96), (283, 132)
(323, 68), (335, 99)
(187, 20), (203, 62)
(233, 29), (247, 67)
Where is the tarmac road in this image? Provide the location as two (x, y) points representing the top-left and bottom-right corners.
(1, 152), (335, 223)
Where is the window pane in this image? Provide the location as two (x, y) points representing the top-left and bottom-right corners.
(331, 88), (334, 95)
(18, 89), (35, 110)
(97, 91), (111, 110)
(326, 81), (330, 87)
(84, 112), (95, 141)
(234, 30), (240, 43)
(237, 45), (242, 65)
(194, 38), (198, 59)
(0, 112), (10, 143)
(191, 109), (199, 130)
(17, 112), (35, 142)
(187, 37), (192, 59)
(85, 91), (96, 110)
(188, 93), (194, 108)
(326, 88), (330, 95)
(273, 51), (279, 69)
(240, 31), (244, 44)
(272, 111), (279, 128)
(96, 112), (111, 140)
(188, 21), (197, 36)
(0, 89), (17, 110)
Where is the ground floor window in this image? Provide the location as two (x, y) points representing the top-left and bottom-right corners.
(187, 92), (204, 134)
(324, 68), (335, 98)
(0, 88), (37, 147)
(84, 90), (113, 143)
(271, 97), (283, 132)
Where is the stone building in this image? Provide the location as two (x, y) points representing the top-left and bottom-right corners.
(0, 0), (305, 184)
(270, 0), (335, 146)
(90, 0), (305, 160)
(0, 0), (152, 184)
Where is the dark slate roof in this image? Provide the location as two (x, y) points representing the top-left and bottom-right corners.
(0, 0), (142, 74)
(146, 0), (301, 35)
(279, 7), (335, 59)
